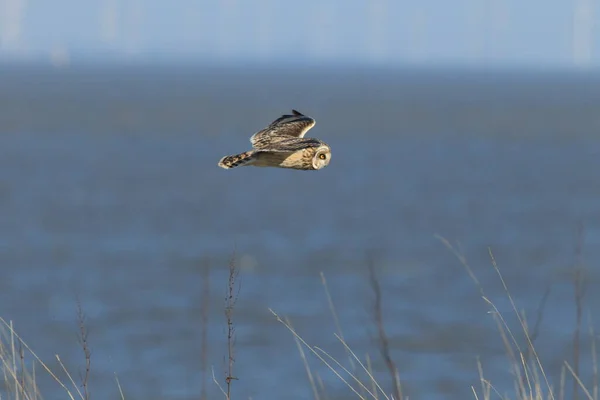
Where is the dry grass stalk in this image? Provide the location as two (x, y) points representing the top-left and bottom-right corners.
(0, 303), (119, 400)
(437, 235), (556, 400)
(0, 321), (33, 400)
(316, 373), (328, 400)
(367, 259), (403, 400)
(559, 365), (566, 400)
(114, 373), (126, 400)
(224, 253), (240, 400)
(76, 299), (91, 400)
(313, 344), (379, 399)
(565, 362), (593, 400)
(365, 353), (379, 400)
(588, 314), (598, 400)
(321, 271), (369, 398)
(488, 249), (555, 400)
(572, 223), (586, 400)
(201, 259), (211, 400)
(285, 316), (320, 400)
(19, 342), (26, 399)
(334, 334), (390, 400)
(320, 272), (357, 370)
(0, 316), (76, 400)
(269, 308), (380, 400)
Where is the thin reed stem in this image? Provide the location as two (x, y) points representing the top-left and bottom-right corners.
(201, 259), (211, 400)
(76, 299), (91, 400)
(367, 259), (403, 400)
(225, 253), (240, 399)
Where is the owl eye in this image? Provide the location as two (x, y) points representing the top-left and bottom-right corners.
(318, 153), (326, 160)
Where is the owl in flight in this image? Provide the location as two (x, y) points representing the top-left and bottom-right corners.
(218, 109), (331, 171)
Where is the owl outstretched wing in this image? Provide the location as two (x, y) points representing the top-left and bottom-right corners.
(256, 137), (323, 152)
(250, 109), (316, 150)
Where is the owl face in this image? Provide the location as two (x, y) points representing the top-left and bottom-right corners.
(312, 145), (331, 170)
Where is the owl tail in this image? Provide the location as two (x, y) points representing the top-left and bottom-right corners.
(218, 150), (256, 169)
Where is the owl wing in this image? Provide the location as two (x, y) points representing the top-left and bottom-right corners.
(250, 109), (316, 150)
(257, 137), (323, 152)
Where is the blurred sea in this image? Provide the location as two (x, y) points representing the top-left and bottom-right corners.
(1, 64), (600, 399)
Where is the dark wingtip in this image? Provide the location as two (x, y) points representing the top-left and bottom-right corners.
(217, 156), (231, 169)
(292, 109), (303, 116)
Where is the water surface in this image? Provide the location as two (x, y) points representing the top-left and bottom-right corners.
(1, 65), (599, 399)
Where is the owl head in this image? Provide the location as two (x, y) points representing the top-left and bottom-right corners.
(312, 145), (332, 170)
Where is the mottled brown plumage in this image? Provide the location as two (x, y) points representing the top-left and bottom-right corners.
(218, 109), (331, 171)
(218, 151), (254, 169)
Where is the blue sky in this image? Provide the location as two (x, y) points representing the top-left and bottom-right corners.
(0, 0), (598, 68)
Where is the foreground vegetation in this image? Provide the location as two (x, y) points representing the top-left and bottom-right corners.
(1, 235), (597, 400)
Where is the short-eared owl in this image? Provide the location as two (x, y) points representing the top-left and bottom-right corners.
(218, 109), (331, 171)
